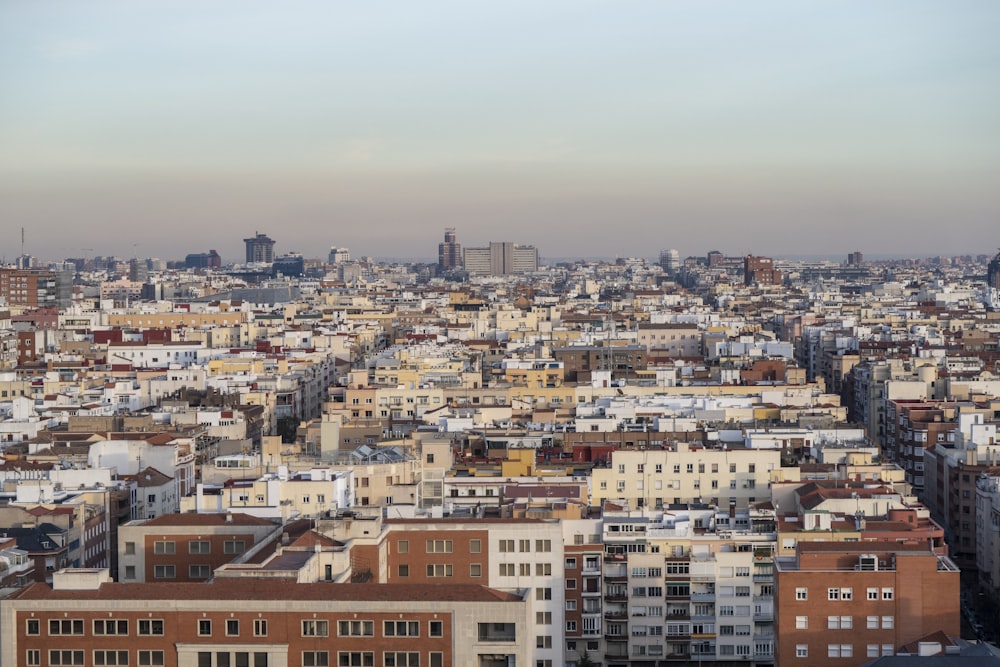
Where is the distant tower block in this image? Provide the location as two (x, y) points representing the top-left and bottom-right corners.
(658, 248), (680, 274)
(328, 247), (351, 264)
(847, 250), (864, 266)
(438, 228), (462, 272)
(244, 232), (275, 264)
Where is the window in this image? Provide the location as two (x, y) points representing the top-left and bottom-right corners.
(429, 620), (443, 637)
(519, 539), (531, 552)
(841, 588), (853, 600)
(795, 587), (807, 600)
(882, 616), (894, 629)
(383, 654), (419, 667)
(49, 619), (84, 635)
(470, 563), (482, 577)
(795, 645), (808, 658)
(337, 653), (373, 667)
(153, 541), (175, 555)
(254, 619), (267, 637)
(227, 619), (240, 636)
(536, 587), (552, 600)
(339, 620), (374, 636)
(429, 655), (442, 667)
(190, 564), (211, 578)
(566, 599), (577, 611)
(26, 619), (40, 635)
(124, 542), (136, 555)
(536, 611), (552, 625)
(125, 566), (136, 580)
(470, 539), (481, 553)
(499, 539), (514, 552)
(138, 652), (165, 667)
(154, 564), (175, 579)
(565, 579), (577, 590)
(198, 619), (212, 636)
(536, 563), (552, 576)
(795, 616), (808, 629)
(94, 619), (129, 635)
(384, 621), (420, 637)
(397, 565), (409, 577)
(93, 651), (129, 665)
(49, 651), (84, 666)
(303, 620), (329, 636)
(499, 563), (514, 576)
(139, 619), (164, 635)
(882, 587), (894, 600)
(868, 614), (880, 628)
(536, 635), (553, 649)
(828, 588), (840, 600)
(868, 644), (880, 658)
(426, 564), (452, 577)
(302, 652), (329, 667)
(867, 587), (878, 600)
(520, 563), (531, 576)
(189, 540), (211, 554)
(827, 644), (853, 658)
(536, 539), (552, 552)
(425, 540), (453, 553)
(397, 540), (409, 554)
(27, 650), (41, 667)
(224, 540), (246, 554)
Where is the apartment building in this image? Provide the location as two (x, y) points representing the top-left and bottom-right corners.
(117, 513), (280, 582)
(774, 541), (960, 667)
(1, 568), (530, 667)
(591, 445), (782, 510)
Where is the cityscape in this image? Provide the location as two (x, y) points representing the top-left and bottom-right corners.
(1, 236), (1000, 667)
(4, 1), (1000, 666)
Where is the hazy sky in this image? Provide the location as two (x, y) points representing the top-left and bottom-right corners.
(2, 1), (999, 263)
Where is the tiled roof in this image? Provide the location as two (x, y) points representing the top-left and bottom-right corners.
(10, 580), (523, 603)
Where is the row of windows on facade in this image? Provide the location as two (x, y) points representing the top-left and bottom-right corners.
(393, 538), (552, 554)
(138, 540), (247, 556)
(794, 586), (895, 601)
(30, 650), (440, 667)
(32, 618), (445, 639)
(794, 615), (896, 629)
(614, 462), (763, 475)
(795, 644), (897, 659)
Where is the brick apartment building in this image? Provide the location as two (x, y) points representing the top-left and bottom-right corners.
(117, 513), (282, 582)
(775, 541), (960, 667)
(0, 569), (530, 667)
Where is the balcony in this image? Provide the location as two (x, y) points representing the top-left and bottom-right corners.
(605, 592), (627, 603)
(754, 609), (774, 622)
(690, 592), (715, 602)
(604, 610), (627, 621)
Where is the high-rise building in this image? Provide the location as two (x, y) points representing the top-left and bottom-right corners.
(328, 247), (351, 264)
(847, 250), (864, 266)
(185, 250), (222, 269)
(437, 228), (462, 272)
(658, 248), (680, 274)
(988, 248), (1000, 290)
(0, 268), (57, 308)
(463, 241), (538, 276)
(744, 255), (782, 286)
(244, 232), (275, 264)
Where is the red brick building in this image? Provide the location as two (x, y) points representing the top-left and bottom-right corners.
(0, 569), (529, 667)
(775, 541), (960, 667)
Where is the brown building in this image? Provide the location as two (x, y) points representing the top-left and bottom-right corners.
(0, 569), (530, 667)
(744, 255), (782, 287)
(0, 269), (57, 309)
(117, 513), (282, 583)
(775, 541), (960, 667)
(552, 345), (647, 383)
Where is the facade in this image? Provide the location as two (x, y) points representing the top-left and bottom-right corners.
(463, 241), (538, 276)
(437, 228), (462, 272)
(744, 256), (782, 286)
(184, 250), (222, 269)
(0, 269), (57, 308)
(117, 513), (282, 583)
(0, 570), (530, 667)
(244, 233), (276, 264)
(774, 542), (960, 667)
(988, 248), (1000, 290)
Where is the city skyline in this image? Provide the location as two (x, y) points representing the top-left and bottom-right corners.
(2, 1), (999, 261)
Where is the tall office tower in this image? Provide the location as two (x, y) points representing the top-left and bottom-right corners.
(658, 248), (680, 274)
(463, 241), (539, 276)
(988, 249), (1000, 290)
(438, 228), (462, 272)
(847, 250), (864, 266)
(0, 268), (57, 308)
(244, 232), (275, 264)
